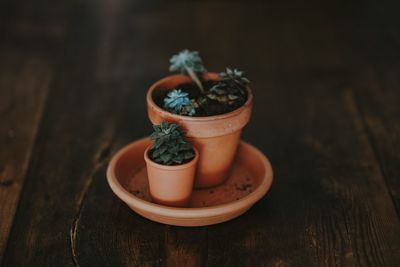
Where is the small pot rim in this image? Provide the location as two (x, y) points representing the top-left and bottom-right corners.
(146, 72), (253, 122)
(144, 145), (199, 171)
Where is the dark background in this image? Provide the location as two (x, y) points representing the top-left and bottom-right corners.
(1, 0), (400, 266)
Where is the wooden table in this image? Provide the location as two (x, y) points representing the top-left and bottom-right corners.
(1, 1), (400, 266)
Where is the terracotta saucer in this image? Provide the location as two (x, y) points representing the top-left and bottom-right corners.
(106, 138), (273, 226)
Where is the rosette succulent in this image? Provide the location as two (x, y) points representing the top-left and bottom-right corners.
(163, 89), (196, 116)
(149, 122), (195, 165)
(207, 68), (249, 105)
(169, 49), (206, 93)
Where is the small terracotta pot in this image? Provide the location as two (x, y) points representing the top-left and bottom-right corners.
(147, 73), (253, 188)
(144, 146), (199, 207)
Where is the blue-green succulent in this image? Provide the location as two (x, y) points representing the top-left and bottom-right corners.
(169, 49), (206, 93)
(164, 89), (196, 116)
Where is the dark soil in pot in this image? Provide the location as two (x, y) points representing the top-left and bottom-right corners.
(153, 80), (248, 117)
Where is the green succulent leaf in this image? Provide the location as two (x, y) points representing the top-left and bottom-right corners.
(179, 143), (192, 151)
(152, 149), (160, 158)
(173, 154), (184, 164)
(169, 145), (179, 155)
(159, 145), (168, 155)
(160, 153), (173, 163)
(184, 151), (195, 159)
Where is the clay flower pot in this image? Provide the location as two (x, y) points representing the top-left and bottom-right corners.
(144, 146), (199, 207)
(147, 73), (253, 188)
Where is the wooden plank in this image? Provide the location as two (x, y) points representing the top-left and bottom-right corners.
(61, 1), (400, 266)
(207, 78), (400, 266)
(201, 3), (400, 267)
(69, 2), (256, 266)
(1, 1), (166, 266)
(71, 163), (164, 267)
(3, 1), (400, 266)
(69, 2), (211, 267)
(323, 4), (400, 217)
(0, 47), (52, 263)
(349, 31), (400, 216)
(164, 227), (207, 267)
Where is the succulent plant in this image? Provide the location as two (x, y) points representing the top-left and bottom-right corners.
(149, 122), (195, 165)
(169, 49), (206, 93)
(219, 68), (250, 84)
(207, 68), (249, 104)
(164, 89), (196, 116)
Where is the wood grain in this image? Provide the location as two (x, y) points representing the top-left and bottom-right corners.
(0, 47), (52, 263)
(1, 3), (115, 266)
(207, 82), (400, 266)
(1, 1), (161, 266)
(350, 30), (400, 217)
(1, 1), (400, 266)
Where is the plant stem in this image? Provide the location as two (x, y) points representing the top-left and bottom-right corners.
(185, 67), (205, 94)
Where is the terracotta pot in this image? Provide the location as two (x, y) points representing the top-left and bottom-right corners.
(147, 73), (253, 188)
(144, 146), (199, 207)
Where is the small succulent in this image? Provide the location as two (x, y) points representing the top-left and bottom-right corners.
(219, 68), (250, 84)
(169, 49), (206, 93)
(164, 89), (196, 116)
(149, 122), (195, 165)
(207, 68), (249, 104)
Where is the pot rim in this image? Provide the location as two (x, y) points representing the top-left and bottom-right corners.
(146, 72), (253, 122)
(144, 144), (199, 171)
